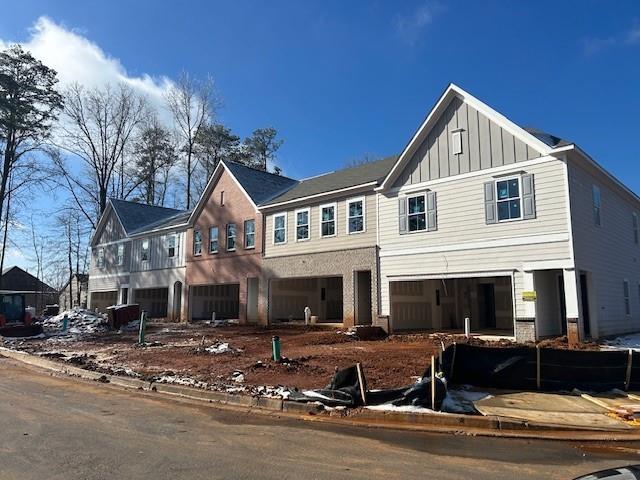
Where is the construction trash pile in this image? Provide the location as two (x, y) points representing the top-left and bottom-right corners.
(40, 308), (110, 338)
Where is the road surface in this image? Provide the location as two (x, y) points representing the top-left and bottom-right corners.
(0, 357), (638, 480)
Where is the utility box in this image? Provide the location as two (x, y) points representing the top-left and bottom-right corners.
(106, 304), (140, 330)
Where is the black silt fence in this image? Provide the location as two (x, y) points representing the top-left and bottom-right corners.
(441, 343), (640, 392)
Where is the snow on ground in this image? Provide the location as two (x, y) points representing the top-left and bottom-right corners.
(41, 308), (109, 338)
(601, 334), (640, 351)
(441, 386), (492, 414)
(366, 404), (438, 414)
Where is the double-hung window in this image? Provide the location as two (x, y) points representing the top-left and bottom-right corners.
(273, 213), (287, 244)
(167, 235), (176, 258)
(407, 194), (426, 232)
(496, 178), (521, 221)
(209, 227), (219, 253)
(320, 203), (336, 237)
(141, 239), (150, 262)
(193, 229), (202, 256)
(226, 224), (236, 251)
(347, 198), (365, 234)
(97, 248), (105, 268)
(244, 219), (255, 249)
(624, 280), (631, 315)
(117, 244), (125, 266)
(593, 185), (601, 226)
(296, 208), (310, 241)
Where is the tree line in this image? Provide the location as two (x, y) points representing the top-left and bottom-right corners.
(0, 44), (284, 302)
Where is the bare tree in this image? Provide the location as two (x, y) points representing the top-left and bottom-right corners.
(343, 153), (383, 168)
(165, 73), (218, 209)
(54, 83), (149, 228)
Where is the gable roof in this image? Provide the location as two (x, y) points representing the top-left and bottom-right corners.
(110, 199), (187, 236)
(260, 155), (398, 207)
(378, 83), (554, 190)
(1, 266), (56, 293)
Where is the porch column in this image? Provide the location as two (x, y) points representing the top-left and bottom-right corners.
(562, 268), (581, 345)
(515, 270), (537, 342)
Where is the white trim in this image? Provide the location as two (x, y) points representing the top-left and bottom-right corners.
(140, 239), (150, 263)
(560, 155), (576, 266)
(243, 219), (256, 250)
(166, 233), (177, 259)
(226, 223), (237, 251)
(208, 226), (219, 254)
(346, 196), (366, 235)
(96, 247), (105, 268)
(319, 202), (337, 238)
(261, 182), (377, 210)
(193, 228), (203, 256)
(93, 237), (129, 248)
(405, 192), (427, 233)
(379, 83), (552, 191)
(116, 243), (125, 266)
(522, 259), (575, 271)
(495, 176), (523, 223)
(129, 223), (188, 239)
(379, 232), (570, 258)
(87, 272), (131, 280)
(387, 269), (515, 281)
(387, 155), (557, 195)
(294, 207), (311, 242)
(272, 212), (287, 245)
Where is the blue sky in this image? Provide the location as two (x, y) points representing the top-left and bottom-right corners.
(1, 1), (640, 270)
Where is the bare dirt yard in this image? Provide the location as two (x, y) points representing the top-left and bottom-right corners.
(8, 324), (450, 391)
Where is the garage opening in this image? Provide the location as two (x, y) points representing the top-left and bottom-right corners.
(133, 287), (169, 318)
(534, 269), (567, 338)
(270, 276), (343, 323)
(90, 290), (118, 313)
(190, 284), (240, 321)
(390, 276), (514, 336)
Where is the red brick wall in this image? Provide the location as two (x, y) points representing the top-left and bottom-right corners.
(185, 168), (263, 323)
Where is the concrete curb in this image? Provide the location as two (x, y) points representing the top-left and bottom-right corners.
(2, 347), (639, 441)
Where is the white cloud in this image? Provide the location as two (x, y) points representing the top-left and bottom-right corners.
(394, 1), (443, 45)
(0, 16), (174, 117)
(582, 22), (640, 55)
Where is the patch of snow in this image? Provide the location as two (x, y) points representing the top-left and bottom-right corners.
(301, 390), (334, 401)
(366, 404), (439, 414)
(601, 334), (640, 351)
(440, 386), (492, 414)
(41, 307), (109, 340)
(231, 371), (245, 383)
(154, 375), (209, 389)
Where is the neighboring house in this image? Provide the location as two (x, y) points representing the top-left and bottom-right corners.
(88, 199), (189, 319)
(185, 161), (297, 323)
(0, 266), (57, 312)
(374, 83), (640, 342)
(58, 273), (89, 310)
(258, 157), (397, 326)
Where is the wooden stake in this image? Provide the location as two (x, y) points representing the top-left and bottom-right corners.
(431, 354), (436, 410)
(356, 362), (367, 406)
(536, 345), (541, 390)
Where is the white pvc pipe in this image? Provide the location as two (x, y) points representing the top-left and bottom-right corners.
(464, 317), (471, 338)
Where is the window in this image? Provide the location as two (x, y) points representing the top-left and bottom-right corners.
(209, 226), (219, 253)
(296, 208), (310, 241)
(167, 235), (176, 258)
(141, 239), (150, 262)
(633, 213), (638, 245)
(117, 244), (124, 266)
(407, 194), (426, 232)
(273, 213), (287, 244)
(320, 203), (336, 237)
(97, 248), (105, 268)
(593, 185), (601, 226)
(193, 229), (202, 256)
(244, 219), (255, 249)
(226, 224), (236, 251)
(347, 198), (365, 234)
(496, 178), (521, 221)
(624, 280), (631, 315)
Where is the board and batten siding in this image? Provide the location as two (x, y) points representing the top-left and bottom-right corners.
(394, 96), (542, 188)
(263, 193), (377, 258)
(89, 241), (131, 277)
(568, 160), (640, 338)
(96, 211), (126, 244)
(131, 230), (186, 272)
(378, 158), (573, 319)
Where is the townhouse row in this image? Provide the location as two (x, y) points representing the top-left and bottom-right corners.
(88, 84), (640, 342)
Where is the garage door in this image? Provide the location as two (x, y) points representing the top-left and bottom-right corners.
(133, 288), (169, 318)
(90, 291), (118, 313)
(190, 284), (239, 320)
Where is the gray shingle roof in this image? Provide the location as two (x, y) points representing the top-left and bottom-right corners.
(224, 161), (298, 205)
(260, 155), (399, 206)
(110, 199), (187, 235)
(523, 127), (572, 148)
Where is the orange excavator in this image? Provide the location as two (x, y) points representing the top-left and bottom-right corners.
(0, 293), (43, 337)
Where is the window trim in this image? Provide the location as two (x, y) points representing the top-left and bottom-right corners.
(624, 279), (631, 316)
(295, 207), (311, 242)
(273, 212), (287, 245)
(244, 219), (256, 250)
(167, 234), (177, 258)
(117, 243), (125, 266)
(141, 239), (150, 262)
(406, 193), (427, 233)
(226, 223), (237, 252)
(346, 197), (366, 235)
(193, 229), (203, 256)
(209, 226), (219, 254)
(97, 247), (105, 268)
(592, 185), (602, 227)
(495, 176), (523, 223)
(319, 202), (337, 238)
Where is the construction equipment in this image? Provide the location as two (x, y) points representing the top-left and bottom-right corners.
(0, 292), (43, 337)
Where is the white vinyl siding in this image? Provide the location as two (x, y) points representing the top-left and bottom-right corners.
(295, 208), (310, 241)
(347, 197), (365, 234)
(244, 219), (255, 249)
(209, 226), (219, 253)
(130, 231), (186, 272)
(320, 203), (337, 238)
(226, 224), (236, 251)
(273, 213), (287, 245)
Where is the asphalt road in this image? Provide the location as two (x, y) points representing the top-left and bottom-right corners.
(1, 358), (639, 480)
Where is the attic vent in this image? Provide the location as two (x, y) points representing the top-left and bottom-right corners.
(451, 129), (463, 155)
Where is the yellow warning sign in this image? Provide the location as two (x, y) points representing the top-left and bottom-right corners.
(522, 291), (537, 301)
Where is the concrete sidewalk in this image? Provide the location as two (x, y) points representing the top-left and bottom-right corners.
(2, 346), (639, 441)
